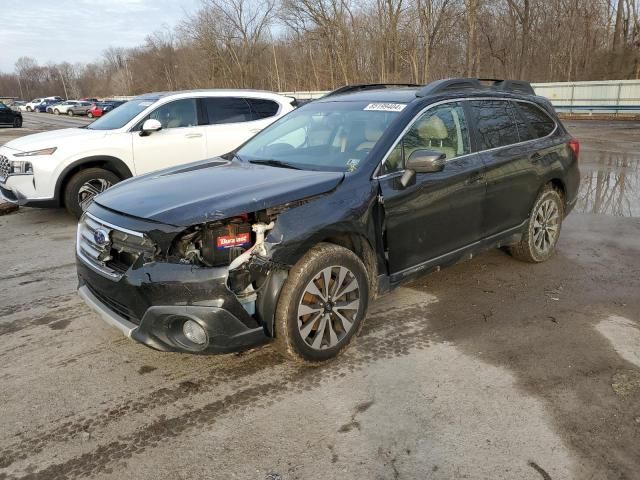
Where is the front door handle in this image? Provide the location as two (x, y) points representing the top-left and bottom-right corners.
(185, 133), (203, 138)
(529, 152), (542, 162)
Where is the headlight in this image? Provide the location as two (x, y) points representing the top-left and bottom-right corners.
(14, 147), (57, 157)
(10, 161), (33, 175)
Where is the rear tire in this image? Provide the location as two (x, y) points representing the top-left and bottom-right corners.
(68, 110), (74, 116)
(273, 243), (369, 363)
(13, 117), (22, 128)
(87, 112), (93, 118)
(63, 168), (120, 219)
(507, 184), (564, 263)
(54, 109), (59, 115)
(26, 106), (32, 112)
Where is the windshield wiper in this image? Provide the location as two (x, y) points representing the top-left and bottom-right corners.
(249, 159), (301, 170)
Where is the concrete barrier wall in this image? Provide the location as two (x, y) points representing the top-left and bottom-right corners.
(283, 80), (640, 114)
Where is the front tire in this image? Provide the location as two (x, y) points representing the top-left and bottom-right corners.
(54, 109), (59, 115)
(273, 243), (369, 363)
(68, 110), (74, 116)
(63, 168), (120, 219)
(507, 184), (564, 263)
(13, 117), (22, 128)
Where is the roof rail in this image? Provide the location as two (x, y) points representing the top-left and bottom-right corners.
(415, 78), (535, 97)
(324, 83), (422, 97)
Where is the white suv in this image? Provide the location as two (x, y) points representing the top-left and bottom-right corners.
(0, 90), (296, 217)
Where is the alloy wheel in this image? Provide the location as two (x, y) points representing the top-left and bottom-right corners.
(532, 198), (560, 254)
(297, 266), (360, 350)
(78, 178), (111, 209)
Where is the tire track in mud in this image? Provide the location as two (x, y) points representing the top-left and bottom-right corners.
(0, 306), (84, 337)
(0, 292), (80, 319)
(0, 263), (76, 282)
(0, 298), (436, 479)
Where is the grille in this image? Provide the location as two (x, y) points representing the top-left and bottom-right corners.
(85, 283), (140, 324)
(0, 155), (10, 181)
(77, 213), (156, 280)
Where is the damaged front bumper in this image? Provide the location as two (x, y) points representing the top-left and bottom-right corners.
(77, 257), (273, 354)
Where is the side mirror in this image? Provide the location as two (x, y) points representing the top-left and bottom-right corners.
(400, 150), (446, 187)
(140, 118), (162, 136)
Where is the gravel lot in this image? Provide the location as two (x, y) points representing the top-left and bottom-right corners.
(0, 115), (639, 480)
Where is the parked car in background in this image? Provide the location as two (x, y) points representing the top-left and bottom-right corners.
(0, 89), (296, 217)
(46, 100), (66, 113)
(75, 79), (580, 360)
(87, 102), (107, 118)
(25, 98), (44, 112)
(80, 97), (99, 103)
(8, 101), (27, 111)
(103, 100), (126, 114)
(67, 101), (93, 116)
(40, 99), (64, 113)
(0, 103), (23, 127)
(87, 101), (125, 118)
(50, 100), (81, 115)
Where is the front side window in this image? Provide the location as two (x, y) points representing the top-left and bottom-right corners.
(470, 100), (519, 150)
(237, 101), (402, 172)
(146, 99), (197, 129)
(382, 102), (470, 174)
(514, 102), (555, 140)
(205, 97), (252, 125)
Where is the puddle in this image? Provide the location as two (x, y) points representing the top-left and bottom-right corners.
(576, 150), (640, 217)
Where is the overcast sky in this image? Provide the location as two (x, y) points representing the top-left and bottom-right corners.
(0, 0), (201, 72)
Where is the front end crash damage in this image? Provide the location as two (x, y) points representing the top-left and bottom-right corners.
(77, 204), (293, 354)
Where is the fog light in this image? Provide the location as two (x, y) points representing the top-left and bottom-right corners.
(183, 320), (207, 345)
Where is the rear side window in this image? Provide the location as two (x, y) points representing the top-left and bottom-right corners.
(204, 97), (252, 124)
(513, 102), (555, 140)
(246, 98), (280, 120)
(470, 100), (519, 150)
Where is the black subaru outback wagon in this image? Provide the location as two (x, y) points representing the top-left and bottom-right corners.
(76, 78), (580, 362)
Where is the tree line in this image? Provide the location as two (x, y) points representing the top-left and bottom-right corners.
(1, 0), (639, 100)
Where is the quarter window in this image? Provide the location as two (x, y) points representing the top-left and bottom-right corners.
(470, 100), (519, 149)
(383, 102), (470, 174)
(147, 99), (197, 129)
(246, 98), (280, 120)
(514, 102), (555, 140)
(204, 97), (252, 124)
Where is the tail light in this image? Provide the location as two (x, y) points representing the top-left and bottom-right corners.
(568, 139), (580, 161)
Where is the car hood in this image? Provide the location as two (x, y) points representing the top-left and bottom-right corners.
(94, 158), (345, 227)
(2, 128), (106, 152)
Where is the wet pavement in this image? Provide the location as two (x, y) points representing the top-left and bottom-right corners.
(0, 119), (639, 480)
(569, 120), (640, 217)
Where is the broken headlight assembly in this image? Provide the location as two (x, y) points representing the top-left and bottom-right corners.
(171, 215), (276, 316)
(171, 215), (275, 267)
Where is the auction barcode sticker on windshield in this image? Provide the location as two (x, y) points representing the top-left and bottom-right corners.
(364, 103), (406, 112)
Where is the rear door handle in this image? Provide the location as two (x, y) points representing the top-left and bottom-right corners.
(185, 133), (203, 138)
(467, 172), (485, 184)
(529, 152), (542, 162)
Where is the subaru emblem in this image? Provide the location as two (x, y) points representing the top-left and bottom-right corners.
(93, 229), (110, 246)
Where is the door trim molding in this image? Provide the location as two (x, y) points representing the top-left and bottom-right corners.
(389, 218), (528, 284)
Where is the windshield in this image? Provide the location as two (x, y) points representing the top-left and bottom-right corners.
(236, 100), (404, 172)
(88, 98), (158, 130)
